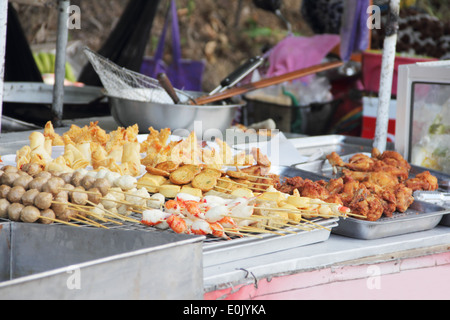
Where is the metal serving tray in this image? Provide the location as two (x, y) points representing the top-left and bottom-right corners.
(276, 162), (450, 240)
(0, 222), (204, 300)
(289, 135), (394, 165)
(203, 218), (338, 267)
(202, 166), (339, 267)
(332, 201), (448, 240)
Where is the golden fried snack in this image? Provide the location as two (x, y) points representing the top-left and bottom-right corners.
(169, 166), (196, 185)
(155, 161), (179, 173)
(191, 172), (218, 192)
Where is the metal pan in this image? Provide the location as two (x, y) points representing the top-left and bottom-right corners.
(332, 201), (448, 240)
(273, 165), (450, 239)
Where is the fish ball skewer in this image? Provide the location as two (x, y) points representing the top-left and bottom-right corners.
(39, 208), (55, 224)
(13, 174), (33, 189)
(70, 187), (88, 206)
(20, 205), (41, 223)
(0, 198), (10, 218)
(0, 185), (11, 198)
(7, 186), (26, 203)
(28, 177), (50, 191)
(22, 189), (40, 206)
(34, 192), (53, 210)
(8, 203), (24, 221)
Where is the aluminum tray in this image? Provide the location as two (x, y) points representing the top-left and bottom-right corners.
(203, 218), (338, 267)
(202, 166), (339, 267)
(332, 200), (448, 240)
(288, 135), (394, 164)
(0, 222), (204, 300)
(273, 163), (450, 240)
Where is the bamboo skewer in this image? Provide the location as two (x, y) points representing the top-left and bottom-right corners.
(222, 228), (264, 239)
(39, 216), (81, 227)
(75, 214), (109, 229)
(217, 178), (268, 192)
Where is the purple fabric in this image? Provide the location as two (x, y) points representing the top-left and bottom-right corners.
(265, 34), (341, 83)
(140, 0), (205, 91)
(340, 0), (370, 61)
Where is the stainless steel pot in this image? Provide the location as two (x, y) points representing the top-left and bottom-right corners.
(108, 92), (242, 134)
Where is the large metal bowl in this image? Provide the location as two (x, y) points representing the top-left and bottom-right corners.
(108, 91), (242, 135)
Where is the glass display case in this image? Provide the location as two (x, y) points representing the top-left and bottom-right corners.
(396, 61), (450, 174)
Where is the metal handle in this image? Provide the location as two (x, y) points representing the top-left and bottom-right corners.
(157, 73), (180, 104)
(209, 56), (265, 95)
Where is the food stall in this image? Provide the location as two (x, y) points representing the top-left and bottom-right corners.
(0, 0), (449, 301)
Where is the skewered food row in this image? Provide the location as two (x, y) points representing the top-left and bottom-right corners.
(141, 188), (352, 238)
(0, 163), (155, 226)
(276, 148), (439, 221)
(0, 160), (351, 240)
(139, 159), (278, 200)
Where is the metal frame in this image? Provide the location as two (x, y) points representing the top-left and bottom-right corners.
(395, 61), (450, 161)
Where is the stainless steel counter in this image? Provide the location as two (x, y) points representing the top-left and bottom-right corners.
(0, 127), (449, 298)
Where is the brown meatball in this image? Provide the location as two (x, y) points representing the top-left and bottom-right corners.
(70, 171), (84, 187)
(42, 177), (65, 195)
(51, 192), (68, 215)
(81, 175), (96, 190)
(57, 208), (77, 222)
(0, 198), (10, 218)
(28, 177), (50, 192)
(13, 174), (33, 189)
(64, 183), (75, 190)
(0, 172), (20, 186)
(34, 192), (53, 210)
(87, 187), (102, 205)
(20, 205), (41, 223)
(39, 208), (55, 224)
(59, 172), (74, 184)
(7, 186), (26, 203)
(92, 178), (111, 196)
(0, 185), (11, 198)
(70, 187), (88, 205)
(8, 203), (24, 221)
(34, 171), (53, 180)
(22, 188), (40, 206)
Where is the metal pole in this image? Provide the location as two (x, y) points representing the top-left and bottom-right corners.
(0, 0), (8, 133)
(373, 0), (400, 152)
(52, 0), (70, 127)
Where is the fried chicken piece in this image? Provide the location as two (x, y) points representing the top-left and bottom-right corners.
(325, 177), (344, 195)
(326, 151), (346, 168)
(378, 150), (411, 172)
(392, 184), (414, 213)
(405, 171), (439, 191)
(275, 176), (305, 194)
(299, 179), (332, 201)
(342, 169), (399, 188)
(346, 185), (384, 221)
(362, 182), (397, 217)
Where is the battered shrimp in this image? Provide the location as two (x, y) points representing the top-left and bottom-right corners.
(141, 209), (168, 227)
(191, 219), (212, 235)
(184, 200), (207, 220)
(164, 199), (184, 215)
(166, 214), (188, 234)
(209, 222), (230, 239)
(218, 216), (238, 229)
(204, 205), (228, 223)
